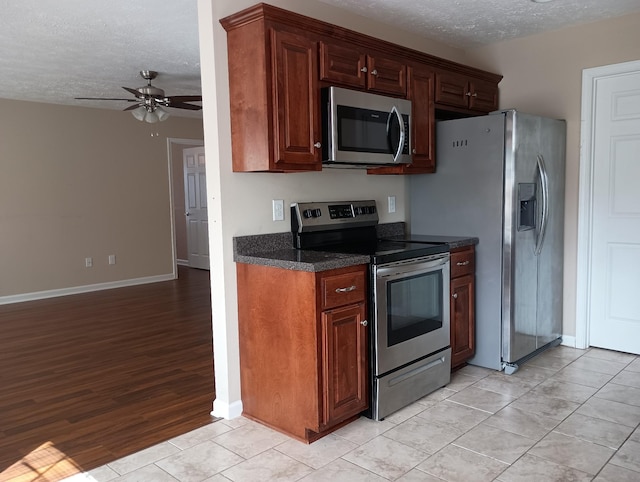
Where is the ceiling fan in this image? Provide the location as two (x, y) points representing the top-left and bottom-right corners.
(75, 70), (202, 123)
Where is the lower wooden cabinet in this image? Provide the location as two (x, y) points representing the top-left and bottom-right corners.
(450, 246), (476, 369)
(321, 303), (368, 425)
(236, 263), (368, 442)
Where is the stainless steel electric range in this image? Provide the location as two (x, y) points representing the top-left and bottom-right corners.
(292, 200), (452, 420)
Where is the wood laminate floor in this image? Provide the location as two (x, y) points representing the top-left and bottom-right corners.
(0, 266), (215, 481)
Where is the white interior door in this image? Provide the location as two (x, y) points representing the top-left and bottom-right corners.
(587, 68), (640, 354)
(183, 147), (209, 270)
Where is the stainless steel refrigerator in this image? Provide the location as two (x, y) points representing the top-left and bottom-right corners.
(409, 110), (566, 372)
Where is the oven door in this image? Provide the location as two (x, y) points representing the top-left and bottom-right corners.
(373, 254), (450, 376)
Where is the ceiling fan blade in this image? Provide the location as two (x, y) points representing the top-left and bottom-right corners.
(75, 97), (138, 101)
(168, 102), (203, 111)
(122, 86), (142, 97)
(123, 104), (143, 111)
(166, 95), (202, 103)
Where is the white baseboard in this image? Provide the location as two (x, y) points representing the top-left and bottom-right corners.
(0, 273), (176, 305)
(212, 399), (243, 420)
(561, 335), (577, 348)
(177, 259), (190, 266)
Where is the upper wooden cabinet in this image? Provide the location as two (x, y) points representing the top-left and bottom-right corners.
(221, 4), (502, 174)
(435, 71), (499, 112)
(222, 15), (322, 172)
(320, 41), (406, 96)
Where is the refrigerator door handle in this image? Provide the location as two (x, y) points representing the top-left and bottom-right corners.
(535, 154), (549, 256)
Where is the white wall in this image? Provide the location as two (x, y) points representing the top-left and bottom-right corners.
(198, 0), (470, 416)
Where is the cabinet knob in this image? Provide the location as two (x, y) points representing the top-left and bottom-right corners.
(360, 67), (368, 73)
(471, 92), (478, 97)
(314, 142), (322, 149)
(452, 293), (458, 299)
(361, 319), (368, 326)
(371, 69), (378, 76)
(412, 148), (416, 154)
(465, 91), (472, 96)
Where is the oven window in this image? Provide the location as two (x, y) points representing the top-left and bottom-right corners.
(386, 270), (443, 347)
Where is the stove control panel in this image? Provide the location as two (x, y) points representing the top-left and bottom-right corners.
(291, 200), (379, 232)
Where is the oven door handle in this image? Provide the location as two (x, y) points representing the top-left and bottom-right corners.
(376, 257), (449, 280)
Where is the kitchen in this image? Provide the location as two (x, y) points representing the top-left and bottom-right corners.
(202, 0), (640, 424)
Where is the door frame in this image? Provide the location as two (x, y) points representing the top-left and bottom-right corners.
(167, 138), (205, 277)
(575, 59), (640, 349)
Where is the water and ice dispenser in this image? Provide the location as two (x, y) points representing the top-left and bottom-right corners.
(518, 183), (536, 231)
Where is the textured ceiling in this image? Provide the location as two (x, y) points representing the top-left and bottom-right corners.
(318, 0), (640, 48)
(0, 0), (201, 117)
(1, 0), (639, 118)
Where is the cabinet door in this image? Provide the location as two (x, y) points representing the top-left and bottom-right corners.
(450, 274), (475, 369)
(407, 65), (435, 172)
(271, 29), (322, 170)
(321, 303), (368, 426)
(469, 78), (499, 112)
(319, 41), (367, 89)
(434, 71), (469, 109)
(367, 56), (407, 96)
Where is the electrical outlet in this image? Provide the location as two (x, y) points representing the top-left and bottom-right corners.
(388, 196), (396, 213)
(85, 257), (93, 268)
(108, 254), (116, 265)
(272, 199), (285, 221)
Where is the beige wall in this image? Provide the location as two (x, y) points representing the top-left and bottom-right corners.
(0, 99), (203, 299)
(466, 13), (640, 338)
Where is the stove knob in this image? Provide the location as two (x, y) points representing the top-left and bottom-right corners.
(313, 208), (322, 218)
(303, 209), (313, 219)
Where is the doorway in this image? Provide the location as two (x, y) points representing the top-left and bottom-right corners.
(168, 138), (205, 271)
(576, 60), (640, 354)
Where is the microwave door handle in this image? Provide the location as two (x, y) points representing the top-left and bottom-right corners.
(386, 105), (405, 163)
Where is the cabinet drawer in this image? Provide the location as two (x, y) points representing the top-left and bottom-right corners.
(321, 271), (366, 310)
(450, 247), (475, 278)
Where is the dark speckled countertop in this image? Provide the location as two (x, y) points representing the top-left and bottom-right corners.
(233, 224), (477, 272)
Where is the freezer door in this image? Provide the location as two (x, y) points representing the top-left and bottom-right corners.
(502, 111), (565, 363)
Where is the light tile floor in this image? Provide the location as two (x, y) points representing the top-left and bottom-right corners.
(66, 346), (640, 482)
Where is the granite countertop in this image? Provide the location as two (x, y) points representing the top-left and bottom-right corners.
(385, 234), (479, 250)
(233, 224), (478, 272)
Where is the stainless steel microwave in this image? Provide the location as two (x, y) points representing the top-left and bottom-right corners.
(322, 87), (412, 167)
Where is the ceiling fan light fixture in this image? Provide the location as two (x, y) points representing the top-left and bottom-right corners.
(130, 104), (170, 123)
(131, 106), (147, 121)
(156, 106), (170, 122)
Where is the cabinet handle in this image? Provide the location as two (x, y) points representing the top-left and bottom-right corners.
(360, 67), (368, 73)
(371, 69), (378, 76)
(361, 319), (368, 326)
(456, 260), (470, 266)
(335, 285), (357, 293)
(314, 142), (322, 148)
(452, 293), (458, 299)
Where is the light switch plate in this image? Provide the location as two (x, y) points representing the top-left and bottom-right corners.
(388, 196), (396, 213)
